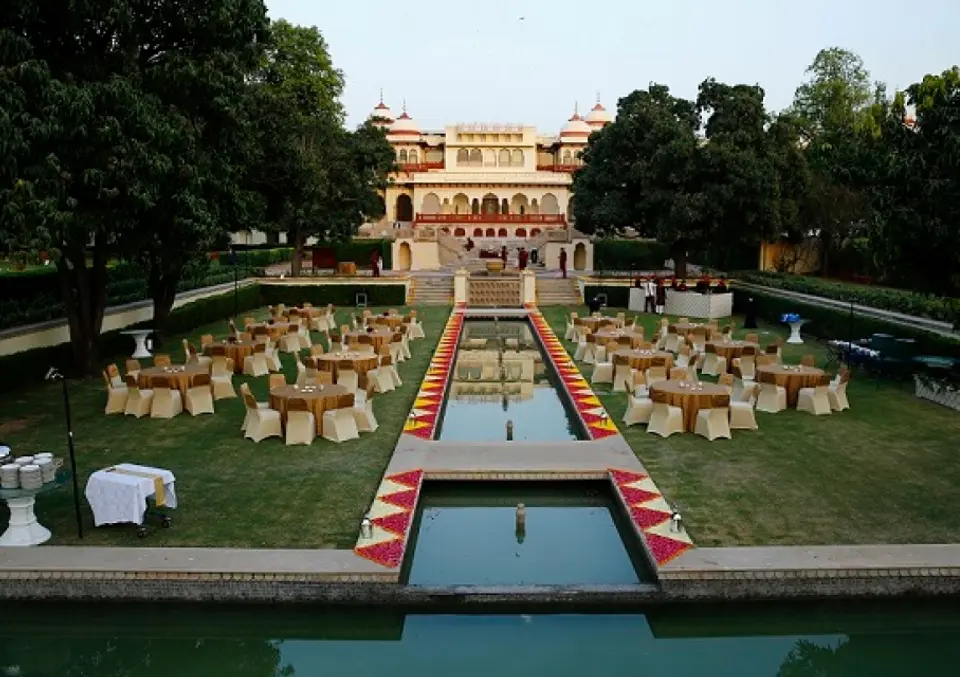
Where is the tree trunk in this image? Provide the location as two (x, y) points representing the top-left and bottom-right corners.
(672, 242), (688, 279)
(290, 230), (305, 277)
(57, 241), (108, 377)
(148, 262), (181, 348)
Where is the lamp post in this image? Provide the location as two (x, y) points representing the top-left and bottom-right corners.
(46, 367), (83, 539)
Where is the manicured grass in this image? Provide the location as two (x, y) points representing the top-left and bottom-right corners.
(539, 306), (960, 547)
(0, 305), (451, 549)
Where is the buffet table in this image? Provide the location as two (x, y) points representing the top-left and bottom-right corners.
(664, 290), (733, 320)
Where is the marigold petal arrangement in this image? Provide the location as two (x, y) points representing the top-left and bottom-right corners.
(354, 469), (425, 568)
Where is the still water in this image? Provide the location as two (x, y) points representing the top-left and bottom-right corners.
(405, 482), (648, 586)
(436, 319), (582, 442)
(2, 602), (959, 676)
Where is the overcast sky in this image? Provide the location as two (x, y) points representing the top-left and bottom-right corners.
(265, 0), (959, 133)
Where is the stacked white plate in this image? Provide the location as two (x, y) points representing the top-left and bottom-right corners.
(35, 452), (54, 465)
(36, 458), (56, 483)
(14, 456), (34, 466)
(19, 464), (43, 490)
(1, 464), (20, 489)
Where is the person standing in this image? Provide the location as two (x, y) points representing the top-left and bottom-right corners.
(370, 249), (381, 278)
(518, 247), (528, 270)
(655, 278), (666, 315)
(559, 247), (568, 279)
(501, 245), (508, 267)
(643, 277), (656, 313)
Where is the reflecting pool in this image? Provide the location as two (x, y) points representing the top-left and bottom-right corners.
(436, 319), (582, 442)
(404, 481), (650, 585)
(3, 601), (959, 676)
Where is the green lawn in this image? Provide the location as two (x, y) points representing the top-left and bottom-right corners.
(539, 306), (960, 547)
(0, 305), (451, 549)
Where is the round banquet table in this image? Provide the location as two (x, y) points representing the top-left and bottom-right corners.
(308, 352), (379, 388)
(650, 381), (729, 432)
(594, 329), (646, 349)
(284, 307), (321, 321)
(580, 316), (620, 333)
(138, 364), (208, 396)
(347, 328), (394, 350)
(670, 322), (711, 337)
(269, 384), (350, 434)
(249, 321), (294, 341)
(613, 349), (674, 372)
(757, 364), (825, 407)
(370, 315), (404, 329)
(706, 340), (758, 361)
(203, 339), (257, 374)
(336, 262), (357, 275)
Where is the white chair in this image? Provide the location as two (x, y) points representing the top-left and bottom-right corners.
(701, 347), (726, 377)
(756, 376), (787, 414)
(689, 331), (707, 353)
(675, 346), (692, 369)
(103, 370), (128, 415)
(337, 367), (359, 394)
(573, 332), (590, 361)
(663, 330), (681, 353)
(369, 356), (397, 393)
(243, 344), (269, 377)
(565, 315), (578, 341)
(242, 392), (283, 443)
(388, 336), (406, 363)
(797, 376), (832, 416)
(284, 399), (316, 445)
(695, 404), (732, 441)
(623, 393), (653, 426)
(280, 326), (301, 353)
(297, 322), (313, 350)
(738, 355), (757, 381)
(644, 366), (667, 388)
(239, 383), (268, 432)
(150, 377), (183, 419)
(263, 341), (282, 372)
(123, 374), (153, 418)
(184, 374), (215, 416)
(647, 396), (684, 438)
(407, 313), (426, 340)
(612, 356), (633, 392)
(352, 388), (379, 432)
(591, 354), (614, 385)
(582, 336), (598, 365)
(322, 396), (360, 442)
(730, 383), (759, 430)
(829, 372), (851, 411)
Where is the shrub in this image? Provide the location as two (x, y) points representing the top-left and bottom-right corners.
(734, 270), (960, 326)
(260, 283), (406, 308)
(593, 240), (669, 271)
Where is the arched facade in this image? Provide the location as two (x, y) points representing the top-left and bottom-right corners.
(573, 242), (587, 270)
(396, 194), (413, 222)
(397, 242), (412, 270)
(421, 193), (441, 214)
(541, 193), (560, 214)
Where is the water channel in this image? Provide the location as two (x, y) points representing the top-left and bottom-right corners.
(2, 601), (959, 676)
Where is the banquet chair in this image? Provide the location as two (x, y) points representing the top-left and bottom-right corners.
(663, 327), (681, 353)
(150, 375), (183, 419)
(756, 354), (777, 367)
(644, 366), (667, 388)
(695, 395), (732, 441)
(801, 354), (816, 368)
(613, 354), (633, 392)
(322, 394), (360, 442)
(297, 319), (312, 350)
(397, 326), (412, 359)
(829, 371), (851, 411)
(756, 372), (787, 414)
(582, 334), (598, 364)
(797, 374), (832, 416)
(294, 353), (308, 386)
(310, 343), (326, 357)
(200, 334), (214, 348)
(106, 363), (124, 388)
(243, 343), (269, 377)
(408, 311), (426, 340)
(591, 351), (614, 385)
(310, 311), (328, 333)
(647, 390), (683, 438)
(623, 389), (653, 427)
(102, 369), (128, 415)
(243, 316), (257, 331)
(314, 370), (334, 386)
(184, 373), (215, 416)
(701, 344), (727, 377)
(730, 383), (760, 431)
(765, 341), (782, 363)
(325, 306), (337, 331)
(352, 383), (379, 433)
(372, 352), (398, 392)
(676, 344), (692, 369)
(242, 391), (282, 443)
(669, 367), (688, 381)
(263, 340), (282, 372)
(125, 359), (142, 381)
(123, 374), (153, 418)
(284, 398), (316, 446)
(280, 325), (301, 354)
(565, 314), (578, 341)
(337, 366), (359, 394)
(717, 373), (735, 396)
(690, 328), (707, 353)
(268, 373), (287, 390)
(153, 354), (172, 368)
(329, 331), (344, 353)
(239, 383), (268, 432)
(210, 357), (237, 400)
(738, 355), (757, 381)
(744, 333), (760, 345)
(573, 328), (590, 361)
(389, 334), (406, 363)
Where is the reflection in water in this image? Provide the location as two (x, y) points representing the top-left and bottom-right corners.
(2, 603), (959, 677)
(437, 320), (581, 441)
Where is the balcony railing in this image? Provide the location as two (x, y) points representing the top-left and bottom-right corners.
(397, 162), (444, 172)
(536, 164), (581, 173)
(415, 213), (567, 224)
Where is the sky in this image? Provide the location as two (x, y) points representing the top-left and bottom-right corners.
(265, 0), (959, 133)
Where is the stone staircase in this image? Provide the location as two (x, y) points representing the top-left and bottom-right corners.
(536, 277), (581, 306)
(409, 275), (454, 306)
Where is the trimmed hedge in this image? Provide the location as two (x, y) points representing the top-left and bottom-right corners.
(260, 283), (406, 308)
(734, 288), (960, 358)
(0, 285), (263, 394)
(594, 240), (669, 272)
(735, 270), (960, 327)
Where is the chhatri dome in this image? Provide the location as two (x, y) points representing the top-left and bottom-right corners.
(387, 100), (420, 138)
(585, 95), (613, 129)
(559, 103), (593, 141)
(369, 90), (395, 127)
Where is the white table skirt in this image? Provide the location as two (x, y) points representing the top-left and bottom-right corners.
(85, 463), (177, 526)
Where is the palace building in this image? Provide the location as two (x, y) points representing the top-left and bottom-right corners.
(369, 95), (612, 241)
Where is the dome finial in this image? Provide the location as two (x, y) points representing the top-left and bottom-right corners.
(379, 88), (385, 104)
(402, 98), (407, 114)
(574, 101), (579, 117)
(596, 91), (601, 105)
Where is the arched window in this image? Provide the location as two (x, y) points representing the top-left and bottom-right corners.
(498, 149), (511, 166)
(512, 149), (523, 166)
(485, 228), (495, 237)
(469, 149), (482, 166)
(457, 149), (469, 166)
(399, 149), (408, 163)
(454, 227), (466, 237)
(530, 228), (541, 236)
(408, 150), (419, 164)
(562, 150), (573, 165)
(474, 228), (483, 237)
(516, 228), (527, 237)
(501, 198), (509, 214)
(484, 149), (496, 166)
(498, 228), (508, 237)
(471, 198), (480, 214)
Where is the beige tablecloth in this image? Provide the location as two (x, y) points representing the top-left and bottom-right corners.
(138, 365), (208, 396)
(757, 365), (825, 407)
(203, 340), (256, 374)
(346, 328), (394, 350)
(651, 381), (729, 432)
(307, 352), (378, 388)
(595, 329), (646, 349)
(706, 340), (758, 361)
(613, 349), (674, 372)
(269, 384), (351, 434)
